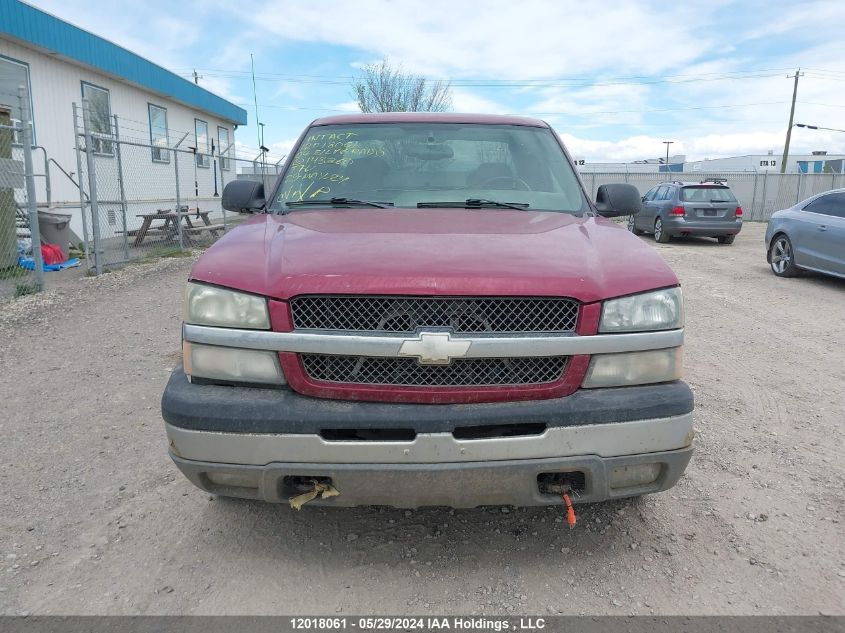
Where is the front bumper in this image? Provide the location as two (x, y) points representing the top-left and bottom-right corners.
(664, 217), (742, 237)
(162, 368), (694, 507)
(171, 448), (693, 508)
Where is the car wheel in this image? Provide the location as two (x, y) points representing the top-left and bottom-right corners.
(717, 235), (736, 244)
(627, 215), (643, 235)
(769, 234), (799, 277)
(654, 217), (670, 243)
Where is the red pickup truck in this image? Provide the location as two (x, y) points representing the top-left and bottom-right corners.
(162, 113), (692, 509)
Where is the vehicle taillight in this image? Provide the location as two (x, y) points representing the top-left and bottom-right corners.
(669, 206), (685, 216)
(735, 206), (743, 217)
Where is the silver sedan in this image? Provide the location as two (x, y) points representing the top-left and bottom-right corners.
(765, 188), (845, 279)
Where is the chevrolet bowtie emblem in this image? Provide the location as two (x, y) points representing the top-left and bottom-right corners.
(398, 332), (472, 365)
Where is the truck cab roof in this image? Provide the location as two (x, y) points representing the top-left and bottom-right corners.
(310, 112), (550, 128)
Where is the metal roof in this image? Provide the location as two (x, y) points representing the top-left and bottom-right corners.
(0, 0), (247, 125)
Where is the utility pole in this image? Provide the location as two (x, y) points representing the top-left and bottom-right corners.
(662, 141), (674, 174)
(192, 69), (202, 85)
(780, 69), (803, 173)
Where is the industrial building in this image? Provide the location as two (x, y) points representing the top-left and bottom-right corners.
(577, 151), (845, 174)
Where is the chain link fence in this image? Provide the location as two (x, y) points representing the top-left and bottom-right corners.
(580, 170), (845, 222)
(7, 96), (845, 298)
(1, 87), (45, 301)
(73, 101), (284, 275)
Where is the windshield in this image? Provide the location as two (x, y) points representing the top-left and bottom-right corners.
(681, 186), (737, 202)
(271, 123), (588, 214)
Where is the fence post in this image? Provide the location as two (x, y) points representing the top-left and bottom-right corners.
(112, 114), (130, 262)
(220, 141), (234, 233)
(72, 103), (91, 266)
(760, 171), (769, 221)
(749, 173), (759, 221)
(81, 99), (103, 275)
(795, 172), (802, 205)
(20, 86), (44, 290)
(172, 132), (189, 250)
(38, 146), (50, 209)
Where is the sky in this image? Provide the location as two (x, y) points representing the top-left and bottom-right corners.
(27, 0), (845, 164)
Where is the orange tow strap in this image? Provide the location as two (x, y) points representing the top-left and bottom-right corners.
(562, 491), (576, 528)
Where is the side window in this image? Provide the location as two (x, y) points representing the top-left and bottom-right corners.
(81, 82), (113, 155)
(0, 55), (35, 145)
(804, 193), (845, 218)
(655, 186), (671, 201)
(642, 186), (658, 201)
(217, 126), (230, 171)
(148, 104), (169, 163)
(195, 119), (209, 168)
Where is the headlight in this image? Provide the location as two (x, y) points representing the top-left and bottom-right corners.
(183, 341), (286, 385)
(599, 287), (683, 333)
(582, 347), (683, 388)
(185, 282), (270, 329)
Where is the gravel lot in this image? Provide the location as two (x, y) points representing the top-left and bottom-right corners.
(1, 222), (843, 616)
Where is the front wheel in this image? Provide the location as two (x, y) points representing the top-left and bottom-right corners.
(769, 234), (799, 277)
(654, 217), (670, 243)
(717, 235), (736, 244)
(627, 215), (643, 235)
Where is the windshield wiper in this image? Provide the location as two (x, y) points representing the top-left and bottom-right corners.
(417, 199), (529, 211)
(285, 197), (392, 209)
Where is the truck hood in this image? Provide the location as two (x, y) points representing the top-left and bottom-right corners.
(190, 209), (678, 303)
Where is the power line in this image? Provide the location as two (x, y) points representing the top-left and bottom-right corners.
(174, 65), (798, 84)
(185, 71), (789, 89)
(230, 99), (791, 116)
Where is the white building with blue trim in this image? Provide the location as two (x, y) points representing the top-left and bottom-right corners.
(0, 0), (248, 238)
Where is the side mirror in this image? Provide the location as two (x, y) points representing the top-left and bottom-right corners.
(222, 180), (266, 213)
(595, 183), (642, 217)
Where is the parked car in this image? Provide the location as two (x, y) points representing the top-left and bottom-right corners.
(161, 113), (693, 509)
(765, 188), (845, 279)
(629, 179), (743, 244)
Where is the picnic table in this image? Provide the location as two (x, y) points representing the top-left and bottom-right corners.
(131, 207), (224, 247)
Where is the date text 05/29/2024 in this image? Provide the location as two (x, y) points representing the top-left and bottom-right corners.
(289, 617), (548, 631)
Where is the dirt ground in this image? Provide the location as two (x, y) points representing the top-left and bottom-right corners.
(1, 222), (843, 616)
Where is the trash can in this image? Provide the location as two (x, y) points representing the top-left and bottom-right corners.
(37, 211), (72, 260)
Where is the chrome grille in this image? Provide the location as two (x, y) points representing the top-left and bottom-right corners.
(290, 296), (579, 333)
(300, 355), (568, 387)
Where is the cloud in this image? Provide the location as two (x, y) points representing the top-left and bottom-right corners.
(197, 75), (242, 104)
(331, 100), (361, 112)
(450, 89), (510, 115)
(527, 83), (652, 127)
(26, 0), (845, 163)
(557, 128), (845, 163)
(249, 0), (715, 79)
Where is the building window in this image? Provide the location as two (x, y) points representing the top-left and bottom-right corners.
(148, 104), (169, 163)
(81, 82), (113, 155)
(195, 119), (209, 168)
(218, 126), (231, 171)
(0, 55), (35, 145)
